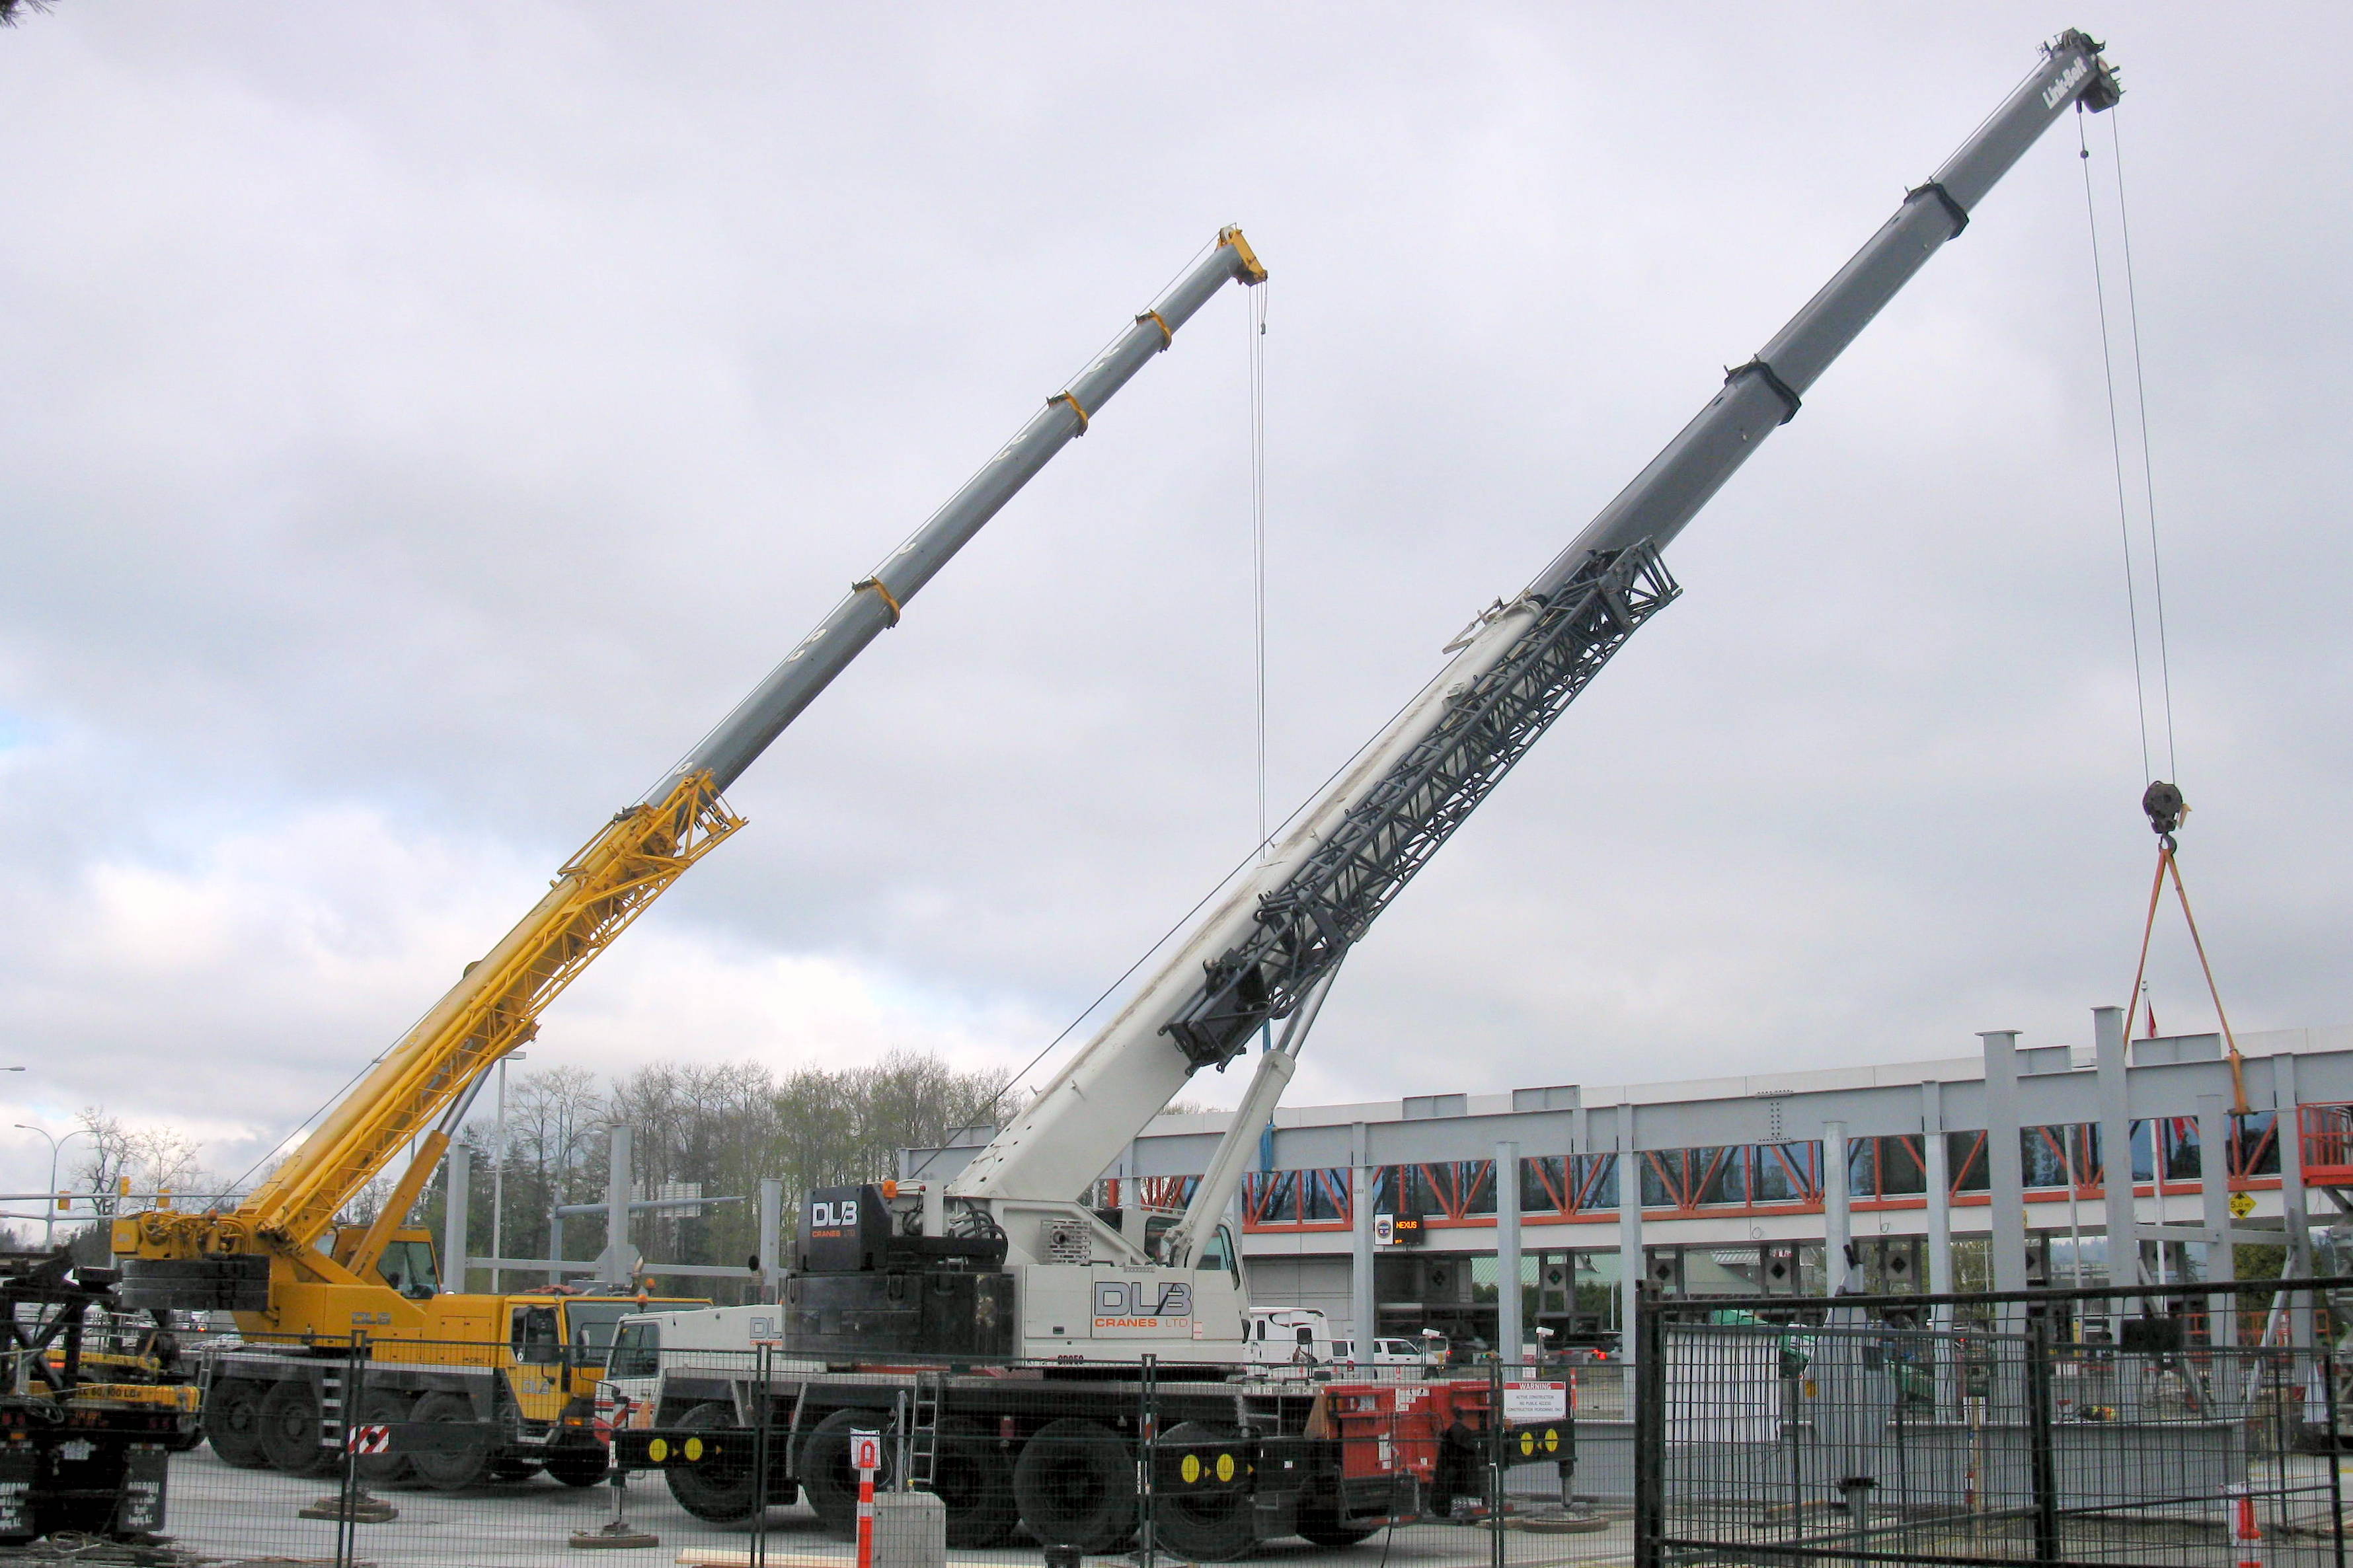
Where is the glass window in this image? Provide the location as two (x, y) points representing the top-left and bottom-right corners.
(1199, 1224), (1241, 1287)
(1877, 1136), (1927, 1197)
(510, 1306), (561, 1365)
(607, 1322), (659, 1380)
(2236, 1111), (2281, 1177)
(1698, 1149), (1749, 1207)
(1572, 1153), (1619, 1211)
(375, 1240), (440, 1298)
(1754, 1143), (1814, 1203)
(1948, 1132), (1989, 1193)
(564, 1302), (638, 1357)
(1304, 1170), (1346, 1223)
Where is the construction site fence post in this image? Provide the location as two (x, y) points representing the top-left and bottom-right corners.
(2023, 1311), (2060, 1565)
(1633, 1292), (1666, 1568)
(334, 1335), (366, 1568)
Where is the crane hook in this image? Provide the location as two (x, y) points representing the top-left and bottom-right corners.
(2141, 779), (2185, 846)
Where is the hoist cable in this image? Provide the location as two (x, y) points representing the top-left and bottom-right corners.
(2122, 835), (2248, 1114)
(1249, 280), (1270, 858)
(2109, 107), (2180, 784)
(2079, 111), (2154, 786)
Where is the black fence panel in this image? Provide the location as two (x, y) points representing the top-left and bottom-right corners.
(1638, 1277), (2353, 1568)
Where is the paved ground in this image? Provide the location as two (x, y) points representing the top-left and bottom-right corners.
(159, 1448), (1630, 1568)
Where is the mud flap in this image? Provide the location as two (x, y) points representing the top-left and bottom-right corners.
(114, 1446), (168, 1534)
(0, 1448), (34, 1539)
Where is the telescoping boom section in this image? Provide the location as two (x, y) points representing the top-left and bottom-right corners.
(945, 34), (2120, 1259)
(111, 227), (1267, 1324)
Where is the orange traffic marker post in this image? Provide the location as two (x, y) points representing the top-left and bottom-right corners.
(851, 1429), (882, 1568)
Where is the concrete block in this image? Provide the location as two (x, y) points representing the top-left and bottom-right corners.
(874, 1489), (946, 1568)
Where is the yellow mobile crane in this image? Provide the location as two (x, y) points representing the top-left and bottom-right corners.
(106, 231), (1266, 1487)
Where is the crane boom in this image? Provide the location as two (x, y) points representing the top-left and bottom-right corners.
(951, 32), (2118, 1220)
(116, 228), (1266, 1308)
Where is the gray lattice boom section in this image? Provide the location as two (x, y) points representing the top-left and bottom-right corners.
(1164, 541), (1679, 1068)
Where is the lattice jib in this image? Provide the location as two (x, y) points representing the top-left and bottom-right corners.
(1162, 543), (1678, 1067)
(254, 776), (744, 1245)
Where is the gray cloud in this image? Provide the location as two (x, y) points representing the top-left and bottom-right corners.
(2, 4), (2348, 1191)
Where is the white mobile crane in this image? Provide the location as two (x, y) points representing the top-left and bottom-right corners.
(609, 30), (2122, 1561)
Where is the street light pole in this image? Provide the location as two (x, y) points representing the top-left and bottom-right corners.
(491, 1053), (525, 1295)
(14, 1125), (91, 1250)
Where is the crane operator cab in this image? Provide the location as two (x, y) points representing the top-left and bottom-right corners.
(327, 1225), (441, 1299)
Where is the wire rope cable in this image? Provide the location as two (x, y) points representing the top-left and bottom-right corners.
(2079, 110), (2154, 787)
(1249, 278), (1271, 860)
(2109, 106), (2179, 784)
(911, 656), (1461, 1176)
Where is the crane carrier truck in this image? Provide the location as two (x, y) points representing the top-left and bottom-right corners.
(606, 29), (2124, 1561)
(104, 231), (1267, 1487)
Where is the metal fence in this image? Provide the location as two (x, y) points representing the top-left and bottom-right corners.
(1635, 1276), (2353, 1568)
(102, 1338), (1635, 1568)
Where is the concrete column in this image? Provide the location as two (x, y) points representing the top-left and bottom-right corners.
(442, 1142), (470, 1295)
(1495, 1140), (1522, 1364)
(1921, 1083), (1954, 1415)
(1822, 1121), (1851, 1295)
(2095, 1007), (2140, 1288)
(1119, 1142), (1146, 1248)
(598, 1124), (634, 1285)
(1921, 1086), (1952, 1294)
(2277, 1056), (2315, 1353)
(1350, 1122), (1375, 1350)
(758, 1177), (784, 1301)
(1617, 1109), (1641, 1367)
(2200, 1093), (2235, 1347)
(1982, 1031), (2029, 1293)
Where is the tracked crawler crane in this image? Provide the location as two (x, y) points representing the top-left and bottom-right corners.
(101, 230), (1267, 1483)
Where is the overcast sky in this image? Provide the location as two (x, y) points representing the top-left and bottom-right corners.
(3, 5), (2349, 1199)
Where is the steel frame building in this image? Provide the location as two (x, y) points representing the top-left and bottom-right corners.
(909, 1008), (2352, 1362)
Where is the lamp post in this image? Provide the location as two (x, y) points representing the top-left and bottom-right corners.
(15, 1124), (92, 1250)
(491, 1053), (526, 1294)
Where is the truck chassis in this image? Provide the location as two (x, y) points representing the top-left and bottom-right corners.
(615, 1363), (1570, 1561)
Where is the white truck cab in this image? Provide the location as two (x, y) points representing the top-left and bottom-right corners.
(1243, 1306), (1335, 1368)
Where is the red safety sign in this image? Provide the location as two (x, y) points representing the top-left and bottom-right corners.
(345, 1425), (392, 1455)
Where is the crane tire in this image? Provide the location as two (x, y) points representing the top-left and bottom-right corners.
(408, 1392), (494, 1490)
(1153, 1423), (1258, 1561)
(933, 1417), (1017, 1548)
(257, 1379), (333, 1475)
(802, 1407), (894, 1538)
(543, 1437), (610, 1488)
(204, 1379), (270, 1469)
(354, 1390), (414, 1486)
(664, 1403), (760, 1523)
(1013, 1418), (1134, 1553)
(1297, 1487), (1383, 1549)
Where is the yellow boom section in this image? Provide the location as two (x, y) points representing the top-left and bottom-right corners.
(193, 773), (736, 1254)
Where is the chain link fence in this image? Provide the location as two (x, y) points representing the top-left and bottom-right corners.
(79, 1336), (1636, 1568)
(1636, 1276), (2353, 1568)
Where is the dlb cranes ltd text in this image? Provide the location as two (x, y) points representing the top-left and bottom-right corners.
(98, 233), (1268, 1494)
(603, 31), (2124, 1563)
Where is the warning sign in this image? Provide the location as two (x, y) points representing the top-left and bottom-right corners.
(1502, 1382), (1568, 1421)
